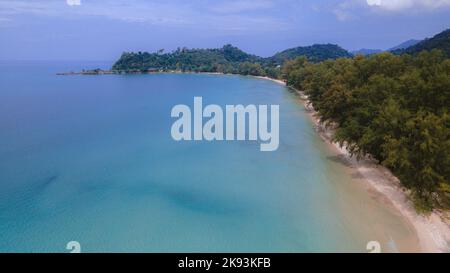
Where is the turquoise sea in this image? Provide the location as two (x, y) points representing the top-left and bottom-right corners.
(0, 61), (418, 252)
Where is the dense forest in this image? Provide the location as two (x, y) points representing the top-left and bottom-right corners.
(282, 50), (450, 210)
(111, 44), (351, 77)
(269, 44), (351, 64)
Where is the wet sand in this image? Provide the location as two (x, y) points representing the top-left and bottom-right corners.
(296, 88), (450, 253)
(256, 76), (449, 252)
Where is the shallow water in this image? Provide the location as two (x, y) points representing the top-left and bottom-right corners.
(0, 61), (419, 252)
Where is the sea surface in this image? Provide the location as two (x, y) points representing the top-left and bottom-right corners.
(0, 61), (419, 252)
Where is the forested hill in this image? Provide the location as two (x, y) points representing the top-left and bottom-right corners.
(393, 29), (450, 56)
(110, 29), (448, 75)
(112, 44), (264, 74)
(269, 44), (352, 64)
(111, 44), (352, 76)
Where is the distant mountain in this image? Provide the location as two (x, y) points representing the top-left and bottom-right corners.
(392, 29), (450, 56)
(388, 39), (420, 51)
(351, 40), (420, 56)
(351, 48), (383, 56)
(269, 44), (352, 64)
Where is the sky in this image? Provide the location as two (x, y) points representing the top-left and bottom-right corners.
(0, 0), (449, 60)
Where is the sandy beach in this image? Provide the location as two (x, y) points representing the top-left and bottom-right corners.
(288, 84), (449, 252)
(254, 76), (287, 86)
(254, 75), (450, 252)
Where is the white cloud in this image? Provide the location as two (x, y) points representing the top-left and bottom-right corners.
(331, 1), (361, 21)
(330, 0), (450, 21)
(366, 0), (381, 5)
(66, 0), (81, 6)
(366, 0), (450, 11)
(0, 0), (288, 33)
(333, 9), (353, 21)
(211, 0), (274, 14)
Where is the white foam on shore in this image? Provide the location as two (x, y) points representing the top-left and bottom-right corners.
(253, 75), (449, 252)
(293, 86), (450, 253)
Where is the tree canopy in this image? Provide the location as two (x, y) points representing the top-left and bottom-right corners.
(111, 44), (352, 77)
(282, 50), (450, 210)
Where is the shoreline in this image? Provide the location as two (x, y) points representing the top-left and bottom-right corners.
(253, 76), (287, 86)
(251, 75), (449, 252)
(281, 83), (450, 252)
(62, 70), (449, 251)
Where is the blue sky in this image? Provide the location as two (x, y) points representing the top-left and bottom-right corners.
(0, 0), (449, 60)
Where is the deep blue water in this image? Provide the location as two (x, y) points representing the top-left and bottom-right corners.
(0, 61), (417, 252)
